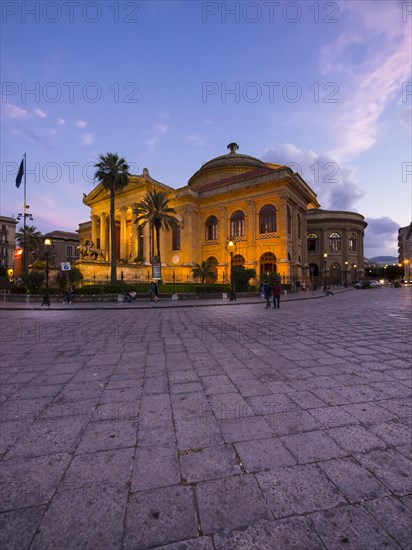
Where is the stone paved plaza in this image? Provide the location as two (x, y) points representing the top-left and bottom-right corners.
(0, 288), (411, 549)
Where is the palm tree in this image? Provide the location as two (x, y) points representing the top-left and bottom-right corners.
(192, 260), (217, 284)
(16, 225), (42, 256)
(133, 189), (178, 271)
(94, 153), (130, 284)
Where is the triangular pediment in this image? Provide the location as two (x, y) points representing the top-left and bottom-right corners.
(83, 171), (174, 206)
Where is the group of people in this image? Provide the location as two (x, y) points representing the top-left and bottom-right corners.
(124, 290), (138, 302)
(260, 280), (282, 309)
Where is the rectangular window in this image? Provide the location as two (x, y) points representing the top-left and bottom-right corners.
(66, 245), (73, 258)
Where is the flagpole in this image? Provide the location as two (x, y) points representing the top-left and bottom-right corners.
(23, 153), (27, 274)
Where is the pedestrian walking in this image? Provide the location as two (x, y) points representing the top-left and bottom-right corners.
(149, 281), (159, 303)
(263, 280), (272, 308)
(273, 281), (282, 309)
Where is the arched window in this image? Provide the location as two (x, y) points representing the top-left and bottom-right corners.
(349, 233), (357, 252)
(233, 254), (245, 266)
(297, 213), (302, 239)
(205, 216), (218, 241)
(230, 210), (245, 238)
(329, 232), (341, 252)
(307, 233), (319, 252)
(287, 206), (292, 235)
(259, 205), (276, 233)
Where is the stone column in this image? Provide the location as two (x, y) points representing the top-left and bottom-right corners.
(120, 206), (127, 260)
(246, 199), (256, 265)
(143, 223), (151, 265)
(100, 213), (108, 260)
(131, 204), (138, 260)
(91, 214), (98, 245)
(219, 206), (228, 281)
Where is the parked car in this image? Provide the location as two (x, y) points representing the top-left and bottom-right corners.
(369, 281), (381, 288)
(354, 282), (362, 289)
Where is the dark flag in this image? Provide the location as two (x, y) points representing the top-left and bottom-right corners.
(15, 159), (24, 188)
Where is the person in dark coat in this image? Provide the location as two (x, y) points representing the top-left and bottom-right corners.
(273, 281), (282, 309)
(263, 281), (272, 309)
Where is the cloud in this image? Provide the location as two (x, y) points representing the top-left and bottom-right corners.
(364, 216), (400, 257)
(262, 143), (364, 211)
(147, 123), (169, 148)
(57, 118), (65, 126)
(75, 120), (87, 128)
(155, 123), (168, 135)
(205, 118), (213, 125)
(81, 132), (94, 145)
(319, 1), (411, 160)
(3, 104), (28, 119)
(33, 108), (47, 118)
(187, 134), (207, 147)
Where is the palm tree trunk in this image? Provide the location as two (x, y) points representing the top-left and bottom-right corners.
(155, 224), (161, 264)
(110, 190), (117, 284)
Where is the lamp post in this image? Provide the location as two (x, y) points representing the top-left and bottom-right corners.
(323, 252), (328, 291)
(41, 238), (52, 307)
(344, 261), (348, 287)
(226, 239), (237, 301)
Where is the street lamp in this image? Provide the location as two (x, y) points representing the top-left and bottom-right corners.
(41, 238), (52, 307)
(344, 261), (348, 287)
(323, 252), (328, 291)
(226, 239), (237, 302)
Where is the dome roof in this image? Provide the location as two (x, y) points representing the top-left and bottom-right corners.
(188, 144), (268, 190)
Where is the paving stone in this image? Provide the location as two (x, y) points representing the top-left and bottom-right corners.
(364, 496), (412, 549)
(139, 393), (173, 428)
(263, 405), (323, 436)
(309, 405), (359, 428)
(326, 424), (387, 453)
(319, 458), (390, 502)
(207, 392), (254, 422)
(4, 416), (89, 459)
(281, 430), (347, 463)
(245, 393), (296, 416)
(175, 417), (224, 450)
(256, 464), (345, 518)
(196, 474), (272, 533)
(123, 486), (198, 550)
(342, 402), (398, 424)
(0, 453), (71, 511)
(355, 449), (412, 496)
(75, 419), (138, 454)
(368, 420), (412, 446)
(213, 516), (325, 549)
(0, 419), (32, 455)
(310, 505), (400, 549)
(137, 426), (177, 448)
(0, 505), (46, 550)
(152, 537), (214, 549)
(171, 392), (211, 420)
(217, 416), (274, 443)
(234, 437), (296, 472)
(170, 381), (204, 394)
(1, 397), (53, 422)
(99, 386), (142, 404)
(179, 444), (239, 483)
(88, 401), (139, 421)
(132, 445), (180, 491)
(287, 390), (327, 409)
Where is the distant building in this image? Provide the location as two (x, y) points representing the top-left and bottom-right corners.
(306, 209), (367, 285)
(0, 215), (18, 270)
(398, 223), (412, 279)
(45, 230), (80, 269)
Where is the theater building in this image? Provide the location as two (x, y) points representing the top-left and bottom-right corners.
(77, 144), (366, 285)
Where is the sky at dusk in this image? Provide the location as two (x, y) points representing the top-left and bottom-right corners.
(1, 0), (411, 258)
